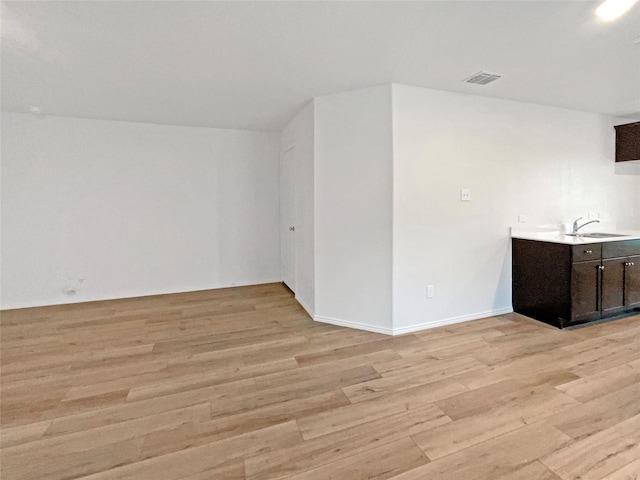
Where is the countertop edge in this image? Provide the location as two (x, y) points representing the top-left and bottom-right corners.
(511, 230), (640, 245)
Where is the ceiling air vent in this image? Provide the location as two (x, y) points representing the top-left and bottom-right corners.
(463, 71), (502, 85)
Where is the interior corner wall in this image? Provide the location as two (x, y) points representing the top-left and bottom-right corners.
(1, 112), (281, 309)
(280, 101), (315, 316)
(391, 84), (640, 333)
(314, 85), (394, 333)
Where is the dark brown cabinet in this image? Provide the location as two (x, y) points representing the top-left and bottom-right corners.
(603, 242), (640, 312)
(601, 258), (625, 316)
(626, 258), (640, 308)
(615, 122), (640, 162)
(603, 255), (640, 312)
(570, 259), (601, 323)
(513, 238), (640, 328)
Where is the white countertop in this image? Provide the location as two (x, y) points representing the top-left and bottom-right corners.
(511, 228), (640, 245)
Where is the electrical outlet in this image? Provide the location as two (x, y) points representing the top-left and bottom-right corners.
(518, 215), (527, 223)
(460, 189), (471, 202)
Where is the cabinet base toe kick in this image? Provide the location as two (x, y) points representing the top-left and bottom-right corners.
(559, 308), (640, 329)
(512, 238), (640, 329)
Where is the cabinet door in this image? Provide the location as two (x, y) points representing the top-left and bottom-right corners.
(602, 258), (626, 316)
(571, 260), (601, 322)
(615, 122), (640, 162)
(625, 256), (640, 309)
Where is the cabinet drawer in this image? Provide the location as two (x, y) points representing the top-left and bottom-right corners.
(572, 244), (601, 263)
(603, 240), (640, 259)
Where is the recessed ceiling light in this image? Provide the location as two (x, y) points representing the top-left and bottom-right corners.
(596, 0), (638, 22)
(29, 105), (43, 115)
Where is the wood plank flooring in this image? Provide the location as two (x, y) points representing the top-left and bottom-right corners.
(1, 282), (640, 480)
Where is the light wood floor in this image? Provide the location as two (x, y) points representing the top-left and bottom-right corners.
(2, 283), (640, 480)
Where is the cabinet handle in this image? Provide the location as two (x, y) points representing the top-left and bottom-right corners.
(585, 250), (593, 254)
(599, 265), (605, 270)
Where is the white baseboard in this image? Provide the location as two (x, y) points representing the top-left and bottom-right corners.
(314, 315), (394, 335)
(314, 307), (514, 336)
(0, 279), (283, 311)
(295, 296), (315, 319)
(392, 307), (514, 335)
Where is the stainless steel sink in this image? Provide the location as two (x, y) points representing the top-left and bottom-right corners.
(565, 232), (629, 238)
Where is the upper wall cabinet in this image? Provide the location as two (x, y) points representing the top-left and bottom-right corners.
(615, 122), (640, 162)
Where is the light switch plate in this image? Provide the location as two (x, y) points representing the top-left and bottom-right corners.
(427, 285), (435, 298)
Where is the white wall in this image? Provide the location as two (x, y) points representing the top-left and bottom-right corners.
(1, 113), (281, 309)
(280, 101), (315, 316)
(6, 84), (637, 335)
(391, 84), (640, 332)
(314, 85), (394, 333)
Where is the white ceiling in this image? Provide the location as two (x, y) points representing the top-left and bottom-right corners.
(2, 1), (639, 131)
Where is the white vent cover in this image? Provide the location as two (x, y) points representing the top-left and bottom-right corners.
(464, 71), (502, 85)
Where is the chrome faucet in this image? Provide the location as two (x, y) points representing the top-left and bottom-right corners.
(572, 217), (600, 234)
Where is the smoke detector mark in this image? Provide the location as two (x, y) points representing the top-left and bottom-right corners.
(464, 71), (502, 85)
